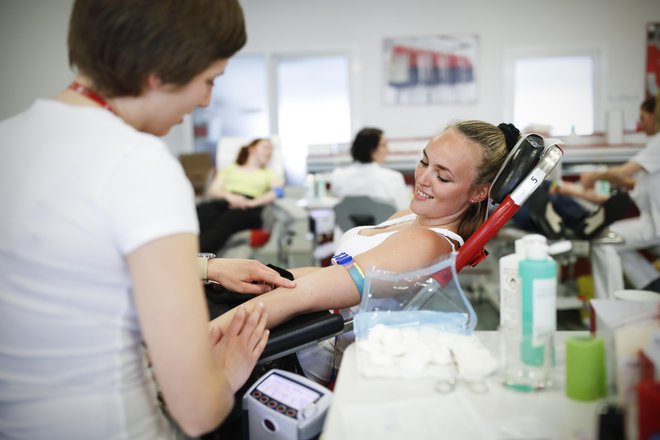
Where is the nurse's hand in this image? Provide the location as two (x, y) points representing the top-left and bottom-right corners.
(207, 258), (296, 294)
(210, 303), (269, 393)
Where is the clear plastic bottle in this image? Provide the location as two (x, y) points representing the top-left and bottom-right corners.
(500, 238), (525, 331)
(519, 240), (557, 366)
(499, 234), (546, 331)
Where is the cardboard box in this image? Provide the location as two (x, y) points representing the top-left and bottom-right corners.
(179, 152), (214, 196)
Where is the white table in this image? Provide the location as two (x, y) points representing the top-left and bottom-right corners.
(321, 331), (604, 440)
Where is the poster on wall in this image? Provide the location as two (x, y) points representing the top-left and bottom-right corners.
(383, 34), (478, 105)
(647, 22), (660, 98)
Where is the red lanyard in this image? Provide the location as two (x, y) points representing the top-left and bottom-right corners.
(69, 81), (114, 113)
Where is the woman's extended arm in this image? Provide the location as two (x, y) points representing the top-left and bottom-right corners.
(210, 226), (453, 332)
(128, 233), (268, 436)
(580, 160), (642, 191)
(288, 266), (323, 278)
(556, 181), (609, 204)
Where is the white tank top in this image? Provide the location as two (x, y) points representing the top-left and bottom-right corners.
(335, 213), (464, 257)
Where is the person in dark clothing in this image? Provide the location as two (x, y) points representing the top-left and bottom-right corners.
(513, 180), (632, 240)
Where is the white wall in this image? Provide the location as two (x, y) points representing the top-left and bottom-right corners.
(1, 0), (658, 152)
(240, 0), (659, 138)
(0, 0), (191, 156)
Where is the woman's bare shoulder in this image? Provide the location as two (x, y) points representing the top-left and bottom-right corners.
(357, 225), (453, 272)
(390, 226), (453, 249)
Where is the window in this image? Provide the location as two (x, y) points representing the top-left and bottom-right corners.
(192, 54), (269, 162)
(192, 53), (352, 184)
(509, 53), (597, 136)
(276, 55), (352, 184)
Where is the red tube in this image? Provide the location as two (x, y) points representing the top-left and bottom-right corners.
(456, 196), (521, 272)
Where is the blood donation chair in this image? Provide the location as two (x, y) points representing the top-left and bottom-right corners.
(249, 133), (564, 363)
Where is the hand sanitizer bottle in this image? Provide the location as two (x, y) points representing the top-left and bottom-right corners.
(499, 234), (546, 332)
(519, 239), (557, 366)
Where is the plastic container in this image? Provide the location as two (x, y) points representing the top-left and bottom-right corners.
(353, 253), (483, 379)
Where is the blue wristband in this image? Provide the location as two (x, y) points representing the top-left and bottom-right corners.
(346, 264), (365, 298)
(332, 252), (365, 298)
(273, 187), (285, 199)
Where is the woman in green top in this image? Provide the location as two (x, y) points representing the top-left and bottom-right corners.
(198, 138), (284, 253)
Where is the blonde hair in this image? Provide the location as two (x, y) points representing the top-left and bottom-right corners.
(449, 120), (509, 240)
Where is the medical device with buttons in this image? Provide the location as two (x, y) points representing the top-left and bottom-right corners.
(243, 369), (333, 440)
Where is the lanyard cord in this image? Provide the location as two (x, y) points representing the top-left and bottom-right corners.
(69, 81), (114, 114)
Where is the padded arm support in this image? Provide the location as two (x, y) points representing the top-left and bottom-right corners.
(259, 311), (345, 363)
(453, 143), (564, 274)
(489, 134), (545, 203)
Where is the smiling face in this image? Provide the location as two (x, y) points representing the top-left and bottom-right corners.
(411, 127), (490, 228)
(141, 59), (229, 136)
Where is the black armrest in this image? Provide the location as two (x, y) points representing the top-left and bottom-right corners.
(204, 284), (345, 363)
(260, 311), (345, 363)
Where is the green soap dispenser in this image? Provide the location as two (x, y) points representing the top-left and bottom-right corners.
(519, 239), (557, 366)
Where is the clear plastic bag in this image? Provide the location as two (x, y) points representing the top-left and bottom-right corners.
(354, 252), (477, 338)
(353, 253), (483, 378)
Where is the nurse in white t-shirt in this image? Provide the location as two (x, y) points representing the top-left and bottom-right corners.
(586, 94), (660, 298)
(0, 1), (293, 438)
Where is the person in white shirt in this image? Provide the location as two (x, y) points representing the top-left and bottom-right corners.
(330, 127), (411, 211)
(0, 1), (294, 438)
(586, 94), (660, 298)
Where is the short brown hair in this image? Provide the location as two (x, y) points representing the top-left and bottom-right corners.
(68, 0), (246, 97)
(350, 127), (384, 163)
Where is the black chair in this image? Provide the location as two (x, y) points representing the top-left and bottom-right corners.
(333, 196), (397, 232)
